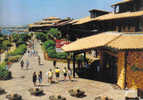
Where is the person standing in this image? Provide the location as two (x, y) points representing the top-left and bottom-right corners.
(32, 72), (37, 86)
(38, 56), (41, 65)
(55, 67), (60, 82)
(62, 67), (68, 81)
(38, 71), (42, 86)
(67, 68), (72, 81)
(26, 59), (29, 70)
(20, 60), (24, 69)
(46, 69), (53, 84)
(53, 60), (56, 68)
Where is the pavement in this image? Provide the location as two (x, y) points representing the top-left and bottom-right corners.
(0, 40), (126, 100)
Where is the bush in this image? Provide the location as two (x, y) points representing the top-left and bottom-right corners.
(47, 49), (57, 58)
(43, 40), (55, 51)
(43, 40), (68, 59)
(56, 52), (67, 59)
(7, 55), (22, 63)
(0, 62), (10, 80)
(8, 44), (27, 56)
(36, 32), (46, 42)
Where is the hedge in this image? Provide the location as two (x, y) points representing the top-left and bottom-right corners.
(43, 40), (67, 59)
(7, 55), (22, 63)
(8, 44), (27, 56)
(0, 62), (10, 80)
(6, 44), (27, 63)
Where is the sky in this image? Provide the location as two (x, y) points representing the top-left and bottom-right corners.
(0, 0), (120, 26)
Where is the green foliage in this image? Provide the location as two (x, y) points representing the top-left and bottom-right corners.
(43, 40), (67, 59)
(12, 33), (31, 46)
(12, 33), (19, 42)
(56, 52), (68, 59)
(7, 55), (22, 63)
(8, 44), (27, 57)
(2, 40), (11, 50)
(43, 40), (55, 51)
(76, 55), (85, 62)
(47, 28), (61, 39)
(35, 32), (46, 42)
(47, 49), (57, 58)
(0, 62), (9, 80)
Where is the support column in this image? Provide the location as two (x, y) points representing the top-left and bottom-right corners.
(84, 52), (86, 65)
(73, 53), (76, 78)
(124, 51), (128, 89)
(67, 53), (70, 69)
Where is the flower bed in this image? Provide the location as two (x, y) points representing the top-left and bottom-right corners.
(6, 93), (22, 100)
(68, 88), (85, 98)
(28, 88), (44, 96)
(49, 95), (66, 100)
(0, 87), (6, 95)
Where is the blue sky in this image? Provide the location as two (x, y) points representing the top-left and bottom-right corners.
(0, 0), (120, 26)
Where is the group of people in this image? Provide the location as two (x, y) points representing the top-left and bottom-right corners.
(27, 49), (38, 57)
(20, 59), (30, 69)
(32, 67), (72, 86)
(32, 71), (42, 86)
(46, 67), (72, 84)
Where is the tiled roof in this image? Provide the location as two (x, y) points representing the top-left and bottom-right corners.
(111, 0), (132, 6)
(62, 32), (121, 52)
(62, 32), (143, 52)
(107, 33), (143, 50)
(74, 10), (143, 25)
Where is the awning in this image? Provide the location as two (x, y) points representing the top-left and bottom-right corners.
(107, 33), (143, 50)
(62, 32), (121, 52)
(62, 32), (143, 52)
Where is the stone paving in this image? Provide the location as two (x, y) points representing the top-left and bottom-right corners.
(0, 40), (126, 100)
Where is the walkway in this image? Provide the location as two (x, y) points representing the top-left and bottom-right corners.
(0, 40), (126, 100)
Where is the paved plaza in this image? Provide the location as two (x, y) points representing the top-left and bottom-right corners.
(0, 41), (126, 100)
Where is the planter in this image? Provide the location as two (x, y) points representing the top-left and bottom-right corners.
(28, 88), (44, 96)
(6, 93), (22, 100)
(95, 96), (113, 100)
(49, 95), (66, 100)
(68, 89), (85, 98)
(0, 87), (6, 95)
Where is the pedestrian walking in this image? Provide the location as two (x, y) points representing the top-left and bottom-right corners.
(67, 68), (72, 81)
(20, 60), (24, 69)
(32, 72), (37, 86)
(38, 71), (42, 86)
(53, 60), (56, 67)
(26, 59), (29, 70)
(62, 67), (68, 81)
(38, 56), (41, 65)
(46, 69), (53, 84)
(55, 67), (60, 82)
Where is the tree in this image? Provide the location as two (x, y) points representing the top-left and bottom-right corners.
(2, 40), (11, 51)
(35, 32), (46, 42)
(47, 28), (62, 40)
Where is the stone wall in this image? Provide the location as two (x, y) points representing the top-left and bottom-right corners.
(126, 51), (143, 89)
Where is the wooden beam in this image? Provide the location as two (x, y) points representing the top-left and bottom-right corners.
(73, 54), (76, 78)
(104, 50), (118, 57)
